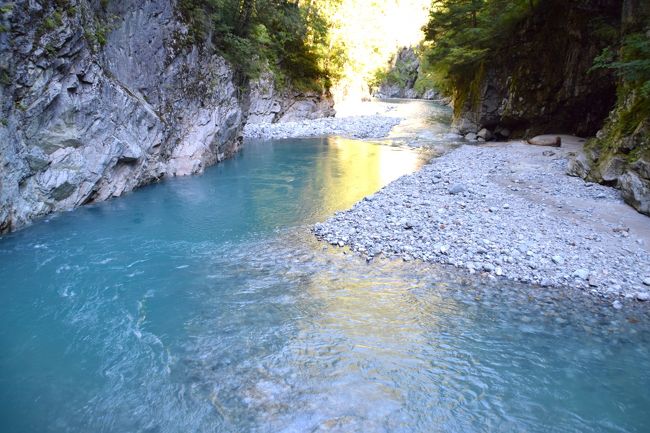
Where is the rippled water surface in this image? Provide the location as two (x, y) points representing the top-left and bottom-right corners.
(1, 103), (650, 433)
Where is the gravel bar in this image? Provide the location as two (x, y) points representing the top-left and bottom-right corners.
(314, 142), (650, 305)
(243, 115), (402, 140)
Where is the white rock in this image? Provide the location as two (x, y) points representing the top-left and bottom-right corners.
(573, 269), (589, 280)
(636, 292), (650, 302)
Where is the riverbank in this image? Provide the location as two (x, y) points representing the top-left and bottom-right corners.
(243, 103), (403, 140)
(314, 138), (650, 306)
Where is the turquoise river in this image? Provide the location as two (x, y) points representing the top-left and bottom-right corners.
(0, 101), (649, 433)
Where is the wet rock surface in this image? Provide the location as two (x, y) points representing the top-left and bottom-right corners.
(314, 142), (650, 301)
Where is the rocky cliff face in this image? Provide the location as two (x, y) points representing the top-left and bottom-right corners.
(568, 0), (650, 215)
(0, 0), (243, 233)
(452, 0), (620, 138)
(247, 71), (335, 124)
(372, 47), (439, 100)
(0, 0), (333, 233)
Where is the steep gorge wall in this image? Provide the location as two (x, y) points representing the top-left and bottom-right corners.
(247, 71), (335, 124)
(568, 0), (650, 215)
(452, 0), (620, 138)
(0, 0), (243, 233)
(0, 0), (333, 233)
(371, 47), (439, 100)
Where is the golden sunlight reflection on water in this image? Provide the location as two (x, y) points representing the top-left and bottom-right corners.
(312, 136), (428, 213)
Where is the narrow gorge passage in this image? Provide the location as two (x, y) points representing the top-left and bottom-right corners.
(1, 0), (650, 432)
(1, 101), (649, 433)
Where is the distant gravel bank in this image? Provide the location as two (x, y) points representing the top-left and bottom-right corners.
(314, 141), (650, 306)
(243, 114), (402, 140)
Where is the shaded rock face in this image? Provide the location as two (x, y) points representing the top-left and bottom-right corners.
(453, 0), (620, 137)
(0, 0), (245, 233)
(247, 71), (335, 124)
(566, 0), (650, 216)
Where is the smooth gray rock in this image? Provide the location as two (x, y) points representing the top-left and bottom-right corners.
(619, 170), (650, 215)
(497, 127), (511, 138)
(527, 136), (561, 147)
(453, 117), (479, 135)
(477, 128), (493, 141)
(573, 269), (590, 280)
(566, 151), (592, 178)
(448, 183), (466, 195)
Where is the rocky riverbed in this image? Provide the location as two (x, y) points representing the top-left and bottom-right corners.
(314, 140), (650, 306)
(243, 114), (402, 140)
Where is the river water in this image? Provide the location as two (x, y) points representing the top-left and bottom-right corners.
(1, 100), (649, 433)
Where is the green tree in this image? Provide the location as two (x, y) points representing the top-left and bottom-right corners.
(178, 0), (337, 90)
(420, 0), (538, 92)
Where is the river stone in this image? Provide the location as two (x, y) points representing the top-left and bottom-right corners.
(600, 156), (627, 182)
(567, 151), (592, 178)
(497, 127), (511, 139)
(619, 171), (650, 216)
(448, 183), (466, 195)
(527, 136), (562, 147)
(477, 128), (493, 141)
(637, 292), (650, 302)
(573, 269), (590, 280)
(312, 142), (650, 300)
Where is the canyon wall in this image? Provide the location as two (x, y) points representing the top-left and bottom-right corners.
(452, 0), (621, 138)
(247, 71), (335, 124)
(568, 0), (650, 215)
(448, 0), (649, 214)
(0, 0), (332, 233)
(372, 47), (439, 100)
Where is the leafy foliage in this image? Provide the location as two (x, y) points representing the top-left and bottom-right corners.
(592, 25), (650, 98)
(421, 0), (538, 92)
(177, 0), (340, 90)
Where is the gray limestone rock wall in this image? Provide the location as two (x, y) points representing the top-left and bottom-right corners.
(246, 71), (335, 124)
(0, 0), (244, 233)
